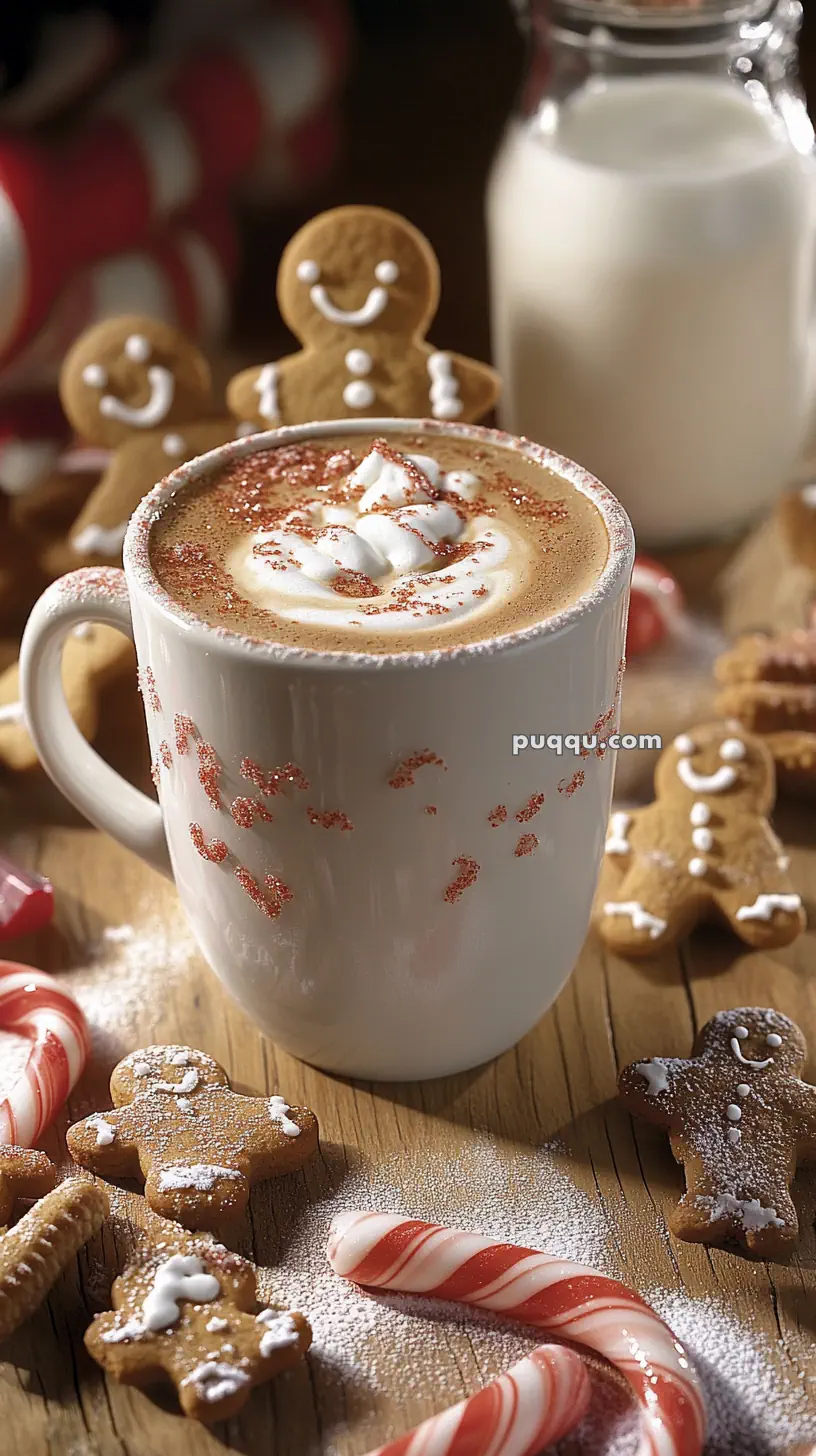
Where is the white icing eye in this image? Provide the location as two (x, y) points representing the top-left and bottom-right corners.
(719, 738), (746, 762)
(124, 333), (151, 363)
(297, 258), (320, 284)
(734, 1025), (749, 1039)
(766, 1032), (782, 1048)
(375, 259), (399, 284)
(82, 363), (107, 388)
(674, 734), (694, 755)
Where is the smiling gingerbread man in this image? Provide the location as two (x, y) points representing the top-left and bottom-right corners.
(227, 205), (500, 428)
(52, 315), (234, 571)
(599, 720), (805, 956)
(619, 1007), (816, 1256)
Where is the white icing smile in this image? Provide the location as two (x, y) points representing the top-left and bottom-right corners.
(308, 283), (389, 327)
(730, 1024), (774, 1069)
(297, 257), (399, 328)
(676, 758), (738, 794)
(100, 364), (176, 427)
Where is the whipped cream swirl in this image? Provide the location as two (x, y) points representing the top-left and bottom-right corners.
(227, 446), (521, 635)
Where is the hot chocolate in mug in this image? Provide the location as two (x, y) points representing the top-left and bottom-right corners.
(20, 419), (633, 1080)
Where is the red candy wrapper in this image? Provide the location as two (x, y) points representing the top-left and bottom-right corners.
(0, 854), (54, 941)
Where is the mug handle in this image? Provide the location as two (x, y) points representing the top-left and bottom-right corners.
(19, 569), (171, 877)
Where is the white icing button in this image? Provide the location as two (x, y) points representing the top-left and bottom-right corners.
(688, 857), (707, 878)
(343, 380), (375, 410)
(125, 333), (151, 362)
(674, 734), (694, 755)
(766, 1033), (782, 1048)
(296, 258), (320, 283)
(345, 348), (373, 376)
(719, 738), (746, 762)
(374, 259), (399, 284)
(82, 363), (108, 388)
(727, 1127), (741, 1145)
(691, 827), (713, 852)
(689, 802), (711, 827)
(736, 1084), (751, 1097)
(735, 1026), (749, 1039)
(726, 1104), (741, 1121)
(162, 433), (187, 458)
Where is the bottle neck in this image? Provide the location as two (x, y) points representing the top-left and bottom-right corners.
(521, 0), (810, 148)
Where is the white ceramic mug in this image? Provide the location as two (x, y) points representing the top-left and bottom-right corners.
(20, 419), (633, 1080)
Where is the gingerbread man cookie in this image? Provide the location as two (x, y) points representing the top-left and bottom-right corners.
(0, 621), (135, 772)
(67, 1045), (319, 1229)
(619, 1008), (816, 1257)
(599, 721), (805, 956)
(0, 1173), (108, 1340)
(0, 1146), (55, 1227)
(715, 629), (816, 794)
(85, 1233), (310, 1422)
(227, 205), (500, 429)
(54, 315), (234, 571)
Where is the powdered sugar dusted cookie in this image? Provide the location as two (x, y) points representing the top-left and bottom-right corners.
(58, 315), (233, 568)
(227, 205), (500, 428)
(66, 1045), (318, 1230)
(598, 721), (805, 956)
(84, 1232), (310, 1422)
(0, 1174), (108, 1340)
(618, 1008), (816, 1257)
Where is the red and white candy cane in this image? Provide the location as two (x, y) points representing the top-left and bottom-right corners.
(0, 960), (89, 1147)
(327, 1213), (706, 1456)
(362, 1342), (590, 1456)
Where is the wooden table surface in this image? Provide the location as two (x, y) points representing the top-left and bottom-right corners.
(0, 624), (815, 1455)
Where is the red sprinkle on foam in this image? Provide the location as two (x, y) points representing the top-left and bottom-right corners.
(230, 797), (273, 828)
(558, 771), (586, 797)
(388, 750), (447, 790)
(444, 855), (480, 904)
(515, 793), (545, 823)
(488, 805), (508, 828)
(140, 666), (161, 713)
(424, 805), (438, 816)
(307, 808), (354, 831)
(190, 824), (229, 863)
(241, 757), (310, 795)
(235, 867), (293, 919)
(515, 833), (539, 857)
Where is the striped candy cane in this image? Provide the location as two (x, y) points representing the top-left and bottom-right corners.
(363, 1343), (590, 1456)
(327, 1212), (706, 1456)
(0, 960), (89, 1146)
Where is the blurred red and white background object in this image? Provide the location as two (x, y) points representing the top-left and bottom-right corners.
(0, 0), (350, 492)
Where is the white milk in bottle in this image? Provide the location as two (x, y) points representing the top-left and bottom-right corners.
(487, 2), (816, 546)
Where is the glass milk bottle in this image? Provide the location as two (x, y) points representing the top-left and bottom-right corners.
(487, 1), (816, 546)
